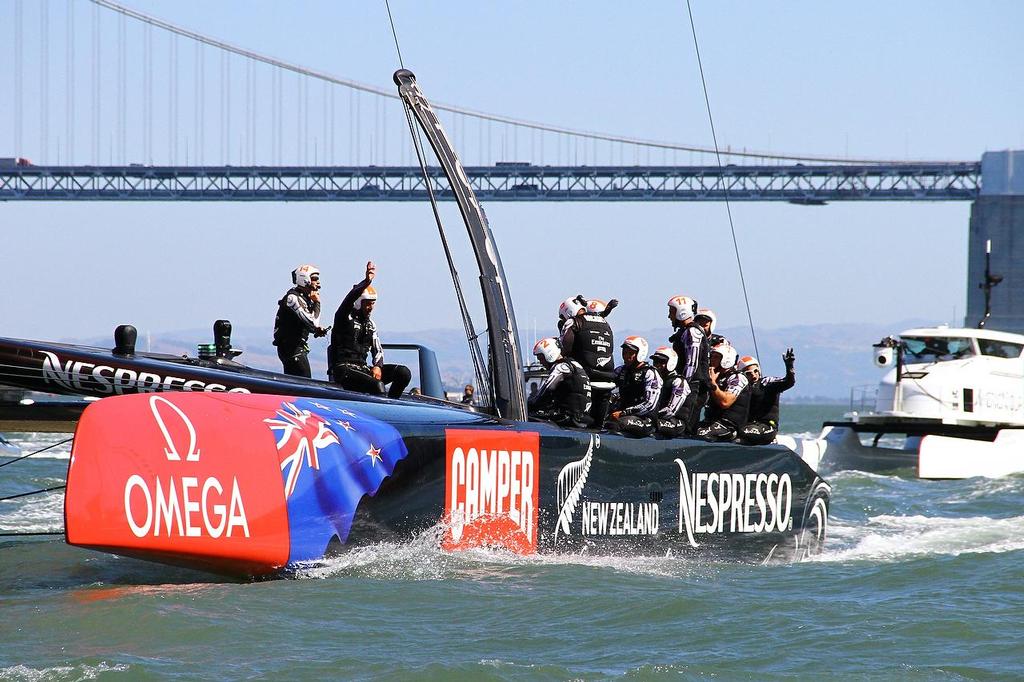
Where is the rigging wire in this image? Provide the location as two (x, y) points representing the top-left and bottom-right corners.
(383, 0), (405, 70)
(685, 0), (760, 361)
(385, 1), (491, 401)
(0, 485), (66, 503)
(0, 437), (73, 470)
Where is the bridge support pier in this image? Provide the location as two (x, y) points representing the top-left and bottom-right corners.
(966, 151), (1024, 333)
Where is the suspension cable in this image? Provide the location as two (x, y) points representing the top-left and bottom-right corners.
(88, 0), (907, 164)
(0, 438), (73, 470)
(685, 0), (759, 361)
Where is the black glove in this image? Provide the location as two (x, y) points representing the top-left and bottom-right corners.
(783, 348), (796, 371)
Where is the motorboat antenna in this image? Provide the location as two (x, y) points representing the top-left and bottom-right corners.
(978, 239), (1003, 329)
(394, 69), (527, 420)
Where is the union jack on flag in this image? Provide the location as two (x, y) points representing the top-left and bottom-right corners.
(264, 401), (340, 498)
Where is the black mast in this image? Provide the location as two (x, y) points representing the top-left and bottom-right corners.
(394, 69), (527, 421)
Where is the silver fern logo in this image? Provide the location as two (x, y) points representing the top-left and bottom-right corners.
(553, 434), (598, 541)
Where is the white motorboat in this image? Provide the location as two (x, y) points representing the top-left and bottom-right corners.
(781, 325), (1024, 479)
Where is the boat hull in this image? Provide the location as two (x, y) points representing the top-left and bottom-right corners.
(66, 392), (830, 577)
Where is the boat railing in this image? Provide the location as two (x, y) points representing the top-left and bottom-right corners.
(849, 384), (878, 414)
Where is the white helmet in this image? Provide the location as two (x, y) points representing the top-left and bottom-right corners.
(559, 297), (584, 321)
(621, 335), (649, 363)
(533, 337), (561, 364)
(667, 295), (698, 323)
(586, 299), (607, 314)
(353, 285), (378, 310)
(713, 343), (738, 370)
(738, 355), (759, 372)
(696, 308), (717, 333)
(293, 264), (320, 288)
(650, 346), (678, 372)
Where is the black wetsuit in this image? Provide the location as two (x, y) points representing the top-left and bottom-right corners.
(739, 366), (795, 445)
(273, 287), (321, 378)
(696, 370), (751, 442)
(609, 362), (662, 437)
(670, 324), (709, 432)
(329, 278), (410, 398)
(528, 358), (593, 428)
(560, 313), (615, 424)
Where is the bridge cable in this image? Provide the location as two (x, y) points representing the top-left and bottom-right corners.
(0, 438), (74, 470)
(88, 0), (899, 164)
(685, 0), (760, 361)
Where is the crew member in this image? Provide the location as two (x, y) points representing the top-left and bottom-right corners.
(608, 336), (662, 437)
(667, 295), (709, 432)
(559, 294), (618, 425)
(528, 337), (593, 428)
(650, 346), (691, 438)
(696, 343), (751, 442)
(329, 261), (411, 398)
(461, 384), (475, 404)
(273, 264), (328, 377)
(738, 349), (796, 445)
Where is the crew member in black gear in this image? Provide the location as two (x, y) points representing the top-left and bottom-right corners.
(607, 336), (662, 437)
(329, 261), (411, 398)
(559, 295), (618, 425)
(667, 296), (709, 433)
(273, 263), (328, 378)
(696, 343), (751, 442)
(650, 347), (691, 438)
(738, 349), (796, 445)
(528, 337), (593, 428)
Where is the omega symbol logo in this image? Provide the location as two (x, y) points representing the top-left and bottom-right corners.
(149, 395), (201, 462)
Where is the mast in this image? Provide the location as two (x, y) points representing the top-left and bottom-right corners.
(978, 239), (1003, 329)
(394, 69), (527, 421)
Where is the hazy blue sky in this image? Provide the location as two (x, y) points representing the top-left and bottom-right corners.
(2, 1), (1022, 349)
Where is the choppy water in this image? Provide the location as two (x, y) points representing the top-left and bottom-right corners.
(2, 405), (1023, 680)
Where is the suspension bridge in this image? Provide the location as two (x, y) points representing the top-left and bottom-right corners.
(1, 0), (1022, 330)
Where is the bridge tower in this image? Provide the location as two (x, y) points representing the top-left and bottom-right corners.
(967, 151), (1024, 333)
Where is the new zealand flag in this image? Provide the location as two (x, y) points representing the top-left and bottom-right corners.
(263, 397), (409, 564)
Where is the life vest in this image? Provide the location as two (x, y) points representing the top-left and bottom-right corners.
(332, 311), (377, 365)
(748, 380), (781, 424)
(553, 359), (593, 418)
(705, 371), (751, 428)
(618, 362), (653, 410)
(568, 314), (615, 382)
(273, 287), (316, 351)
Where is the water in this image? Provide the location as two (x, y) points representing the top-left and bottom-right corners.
(2, 405), (1023, 679)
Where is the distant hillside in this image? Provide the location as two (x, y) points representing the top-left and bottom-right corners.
(66, 318), (936, 400)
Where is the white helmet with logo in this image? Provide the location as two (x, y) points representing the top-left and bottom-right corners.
(353, 285), (378, 310)
(533, 337), (561, 364)
(738, 355), (759, 372)
(586, 299), (607, 314)
(559, 297), (584, 321)
(650, 346), (678, 372)
(621, 335), (649, 363)
(293, 264), (320, 288)
(667, 295), (698, 323)
(713, 343), (739, 370)
(696, 308), (717, 333)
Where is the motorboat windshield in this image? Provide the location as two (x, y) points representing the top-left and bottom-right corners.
(901, 336), (975, 363)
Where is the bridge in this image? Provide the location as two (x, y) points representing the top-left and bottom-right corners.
(1, 0), (1022, 329)
(0, 162), (983, 202)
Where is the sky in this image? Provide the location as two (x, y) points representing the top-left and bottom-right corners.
(2, 1), (1023, 351)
